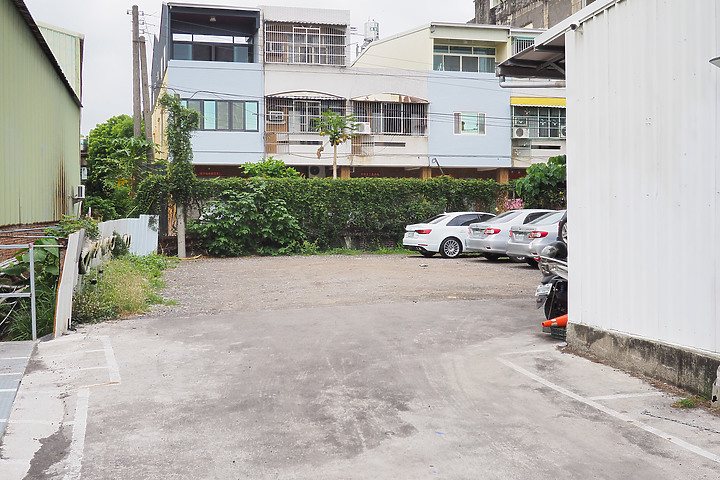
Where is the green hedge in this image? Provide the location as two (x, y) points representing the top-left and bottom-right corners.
(191, 177), (513, 252)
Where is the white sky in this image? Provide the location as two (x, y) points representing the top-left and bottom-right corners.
(23, 0), (477, 135)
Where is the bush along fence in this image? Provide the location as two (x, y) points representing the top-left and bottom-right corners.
(184, 177), (516, 257)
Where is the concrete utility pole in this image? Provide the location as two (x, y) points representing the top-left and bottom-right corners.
(131, 5), (142, 137)
(139, 36), (155, 163)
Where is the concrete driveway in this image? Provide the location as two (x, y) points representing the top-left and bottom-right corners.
(1, 255), (719, 479)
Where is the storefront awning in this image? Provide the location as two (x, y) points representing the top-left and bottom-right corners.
(511, 97), (566, 108)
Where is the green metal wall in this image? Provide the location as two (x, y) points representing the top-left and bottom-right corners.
(1, 0), (81, 226)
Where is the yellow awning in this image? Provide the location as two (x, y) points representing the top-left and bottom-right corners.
(511, 96), (566, 107)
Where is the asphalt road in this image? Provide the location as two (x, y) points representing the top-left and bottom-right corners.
(1, 255), (719, 479)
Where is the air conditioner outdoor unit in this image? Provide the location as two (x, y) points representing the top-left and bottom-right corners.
(268, 110), (285, 124)
(558, 126), (567, 138)
(354, 122), (372, 134)
(512, 127), (530, 139)
(308, 165), (326, 178)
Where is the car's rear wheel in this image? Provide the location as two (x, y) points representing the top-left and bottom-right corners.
(526, 258), (538, 267)
(440, 237), (462, 258)
(420, 251), (435, 258)
(483, 253), (500, 261)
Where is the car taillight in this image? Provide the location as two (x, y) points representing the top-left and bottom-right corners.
(415, 229), (432, 234)
(509, 231), (514, 239)
(529, 231), (548, 239)
(484, 228), (501, 235)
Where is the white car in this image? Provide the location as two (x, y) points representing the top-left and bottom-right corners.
(403, 212), (495, 258)
(465, 209), (555, 260)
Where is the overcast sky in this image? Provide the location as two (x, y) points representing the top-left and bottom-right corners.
(23, 0), (477, 135)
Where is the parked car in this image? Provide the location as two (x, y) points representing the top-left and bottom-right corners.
(465, 209), (555, 260)
(403, 212), (495, 258)
(507, 210), (566, 266)
(558, 211), (567, 245)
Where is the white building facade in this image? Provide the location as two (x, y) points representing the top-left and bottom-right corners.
(501, 0), (720, 394)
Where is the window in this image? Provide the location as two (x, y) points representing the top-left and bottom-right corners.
(433, 45), (495, 73)
(264, 23), (346, 65)
(353, 102), (427, 136)
(181, 99), (259, 131)
(512, 106), (566, 138)
(454, 113), (486, 135)
(172, 33), (254, 63)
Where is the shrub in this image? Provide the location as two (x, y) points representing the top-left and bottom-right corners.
(189, 183), (305, 256)
(515, 155), (566, 209)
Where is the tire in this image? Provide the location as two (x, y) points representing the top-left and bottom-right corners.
(483, 253), (500, 261)
(420, 251), (435, 258)
(510, 256), (526, 263)
(439, 237), (462, 258)
(526, 258), (538, 268)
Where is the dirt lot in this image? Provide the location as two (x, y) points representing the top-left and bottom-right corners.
(155, 253), (540, 316)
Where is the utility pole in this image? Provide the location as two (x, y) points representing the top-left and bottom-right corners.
(131, 5), (142, 137)
(139, 36), (155, 163)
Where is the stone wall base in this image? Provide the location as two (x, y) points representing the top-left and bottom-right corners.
(567, 323), (720, 399)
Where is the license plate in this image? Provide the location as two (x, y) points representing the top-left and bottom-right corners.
(515, 233), (525, 240)
(535, 283), (552, 297)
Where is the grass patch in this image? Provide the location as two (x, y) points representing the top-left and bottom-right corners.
(671, 396), (704, 408)
(72, 254), (177, 324)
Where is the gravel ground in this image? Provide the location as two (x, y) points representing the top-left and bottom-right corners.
(152, 253), (542, 317)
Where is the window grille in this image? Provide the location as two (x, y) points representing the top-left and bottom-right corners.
(512, 37), (535, 55)
(352, 102), (427, 136)
(264, 23), (346, 65)
(512, 106), (566, 138)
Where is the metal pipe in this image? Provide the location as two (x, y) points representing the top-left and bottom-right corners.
(499, 77), (567, 88)
(29, 244), (37, 341)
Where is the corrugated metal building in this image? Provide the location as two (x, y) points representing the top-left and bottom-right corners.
(0, 0), (83, 227)
(498, 0), (720, 394)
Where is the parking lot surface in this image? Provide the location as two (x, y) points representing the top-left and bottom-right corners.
(1, 254), (719, 479)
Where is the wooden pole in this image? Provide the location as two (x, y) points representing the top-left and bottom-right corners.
(139, 36), (155, 163)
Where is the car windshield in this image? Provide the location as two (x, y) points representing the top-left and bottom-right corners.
(486, 211), (521, 224)
(425, 214), (449, 224)
(528, 211), (564, 225)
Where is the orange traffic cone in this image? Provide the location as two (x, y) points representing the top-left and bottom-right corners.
(542, 314), (568, 328)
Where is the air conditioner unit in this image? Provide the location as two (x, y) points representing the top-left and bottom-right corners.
(558, 126), (567, 138)
(512, 127), (530, 139)
(308, 165), (326, 178)
(75, 184), (86, 200)
(268, 110), (285, 124)
(354, 122), (372, 134)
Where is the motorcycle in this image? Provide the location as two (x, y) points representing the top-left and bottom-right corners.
(535, 241), (568, 322)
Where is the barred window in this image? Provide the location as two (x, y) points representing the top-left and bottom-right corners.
(352, 102), (427, 136)
(512, 106), (566, 138)
(265, 98), (345, 133)
(264, 23), (346, 65)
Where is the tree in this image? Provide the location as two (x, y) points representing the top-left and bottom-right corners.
(85, 115), (155, 220)
(159, 93), (200, 258)
(313, 111), (359, 179)
(515, 154), (566, 209)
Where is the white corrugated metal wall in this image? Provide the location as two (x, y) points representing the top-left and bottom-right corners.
(566, 0), (720, 354)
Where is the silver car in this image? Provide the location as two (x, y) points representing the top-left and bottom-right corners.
(506, 210), (565, 265)
(466, 209), (555, 260)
